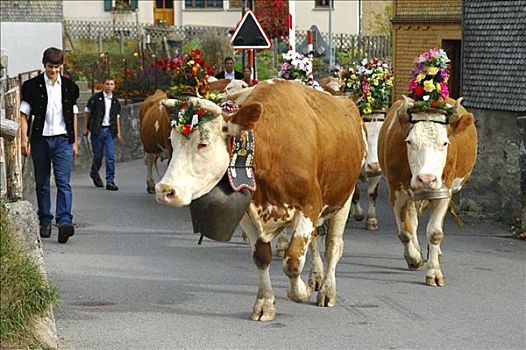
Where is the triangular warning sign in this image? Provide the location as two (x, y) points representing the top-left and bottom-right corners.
(230, 9), (272, 50)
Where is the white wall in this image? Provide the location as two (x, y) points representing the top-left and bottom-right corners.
(63, 0), (153, 23)
(295, 0), (359, 34)
(1, 22), (62, 77)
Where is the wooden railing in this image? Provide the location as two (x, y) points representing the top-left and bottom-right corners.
(1, 86), (23, 201)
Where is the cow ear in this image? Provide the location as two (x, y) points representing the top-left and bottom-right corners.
(230, 102), (262, 131)
(451, 113), (474, 134)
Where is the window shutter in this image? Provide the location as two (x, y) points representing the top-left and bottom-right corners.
(130, 0), (138, 10)
(104, 0), (113, 11)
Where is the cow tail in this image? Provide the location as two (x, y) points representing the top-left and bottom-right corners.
(448, 201), (464, 228)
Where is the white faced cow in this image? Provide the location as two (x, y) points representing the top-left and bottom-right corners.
(139, 80), (248, 193)
(349, 112), (385, 230)
(156, 79), (366, 321)
(378, 96), (477, 286)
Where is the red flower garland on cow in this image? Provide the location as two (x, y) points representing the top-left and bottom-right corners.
(170, 99), (216, 137)
(407, 48), (455, 115)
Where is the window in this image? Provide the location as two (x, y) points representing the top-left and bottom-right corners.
(229, 0), (244, 8)
(315, 0), (333, 7)
(186, 0), (224, 8)
(156, 0), (173, 9)
(185, 0), (223, 8)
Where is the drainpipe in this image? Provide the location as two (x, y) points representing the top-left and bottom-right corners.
(518, 116), (526, 230)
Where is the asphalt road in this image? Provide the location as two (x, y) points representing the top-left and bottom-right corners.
(40, 158), (525, 350)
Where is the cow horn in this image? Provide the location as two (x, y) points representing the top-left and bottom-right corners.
(189, 97), (223, 116)
(449, 97), (464, 123)
(397, 95), (411, 121)
(161, 99), (177, 108)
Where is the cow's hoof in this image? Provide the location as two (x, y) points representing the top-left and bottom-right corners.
(287, 284), (313, 303)
(316, 282), (336, 307)
(241, 232), (249, 244)
(146, 183), (156, 194)
(251, 298), (275, 321)
(350, 204), (365, 221)
(366, 218), (378, 231)
(426, 274), (445, 287)
(308, 271), (324, 292)
(276, 248), (285, 258)
(405, 253), (425, 270)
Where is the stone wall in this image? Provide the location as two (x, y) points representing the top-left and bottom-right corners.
(457, 108), (523, 221)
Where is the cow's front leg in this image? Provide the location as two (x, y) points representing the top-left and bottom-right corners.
(366, 175), (381, 230)
(251, 239), (275, 321)
(284, 213), (314, 303)
(425, 198), (449, 287)
(393, 191), (424, 270)
(317, 196), (351, 307)
(144, 153), (156, 194)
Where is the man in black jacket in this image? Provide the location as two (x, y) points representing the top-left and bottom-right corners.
(20, 47), (80, 244)
(82, 78), (122, 191)
(214, 56), (243, 80)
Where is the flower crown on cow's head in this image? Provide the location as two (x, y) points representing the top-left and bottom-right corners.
(407, 48), (454, 114)
(278, 50), (319, 88)
(170, 99), (216, 137)
(345, 58), (393, 115)
(169, 49), (214, 97)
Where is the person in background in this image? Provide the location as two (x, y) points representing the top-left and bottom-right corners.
(82, 77), (122, 191)
(214, 56), (243, 80)
(242, 66), (258, 87)
(20, 47), (80, 244)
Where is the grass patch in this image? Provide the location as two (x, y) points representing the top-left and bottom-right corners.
(0, 202), (60, 348)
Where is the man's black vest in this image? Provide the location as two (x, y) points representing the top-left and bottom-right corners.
(85, 91), (121, 137)
(21, 74), (80, 144)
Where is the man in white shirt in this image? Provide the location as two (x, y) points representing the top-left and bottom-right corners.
(82, 78), (122, 191)
(20, 47), (80, 244)
(214, 56), (243, 80)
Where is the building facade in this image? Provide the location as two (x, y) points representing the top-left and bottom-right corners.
(391, 0), (526, 221)
(63, 0), (360, 34)
(0, 0), (63, 76)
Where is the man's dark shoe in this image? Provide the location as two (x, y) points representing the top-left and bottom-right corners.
(39, 224), (52, 238)
(92, 177), (103, 188)
(106, 182), (119, 191)
(58, 223), (74, 244)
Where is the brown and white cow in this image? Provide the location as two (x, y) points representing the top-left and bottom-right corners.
(139, 80), (249, 193)
(378, 96), (477, 286)
(156, 79), (366, 320)
(139, 90), (172, 194)
(349, 112), (385, 230)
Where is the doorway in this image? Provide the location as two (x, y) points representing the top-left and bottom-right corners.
(154, 0), (174, 26)
(442, 40), (461, 99)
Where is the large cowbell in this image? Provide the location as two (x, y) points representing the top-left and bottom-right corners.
(189, 174), (252, 241)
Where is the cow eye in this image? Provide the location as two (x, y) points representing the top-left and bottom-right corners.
(443, 142), (449, 146)
(197, 143), (208, 150)
(406, 140), (412, 145)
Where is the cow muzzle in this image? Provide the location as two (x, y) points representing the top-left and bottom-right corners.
(365, 162), (382, 177)
(413, 173), (440, 190)
(155, 183), (189, 207)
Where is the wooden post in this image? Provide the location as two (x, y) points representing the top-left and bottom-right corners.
(0, 118), (18, 140)
(4, 87), (23, 201)
(518, 116), (526, 230)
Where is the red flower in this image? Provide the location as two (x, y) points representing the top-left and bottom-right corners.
(181, 124), (192, 135)
(191, 49), (202, 56)
(196, 108), (206, 115)
(431, 101), (438, 108)
(180, 101), (188, 109)
(414, 86), (424, 95)
(372, 58), (379, 65)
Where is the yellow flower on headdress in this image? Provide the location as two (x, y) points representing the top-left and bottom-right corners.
(423, 80), (435, 92)
(436, 83), (442, 92)
(427, 67), (439, 75)
(417, 73), (426, 82)
(363, 105), (372, 114)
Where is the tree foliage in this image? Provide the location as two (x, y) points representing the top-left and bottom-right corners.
(254, 0), (289, 39)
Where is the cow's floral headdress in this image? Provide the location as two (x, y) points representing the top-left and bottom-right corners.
(170, 99), (216, 137)
(346, 58), (393, 115)
(407, 48), (454, 114)
(169, 49), (215, 97)
(278, 50), (320, 89)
